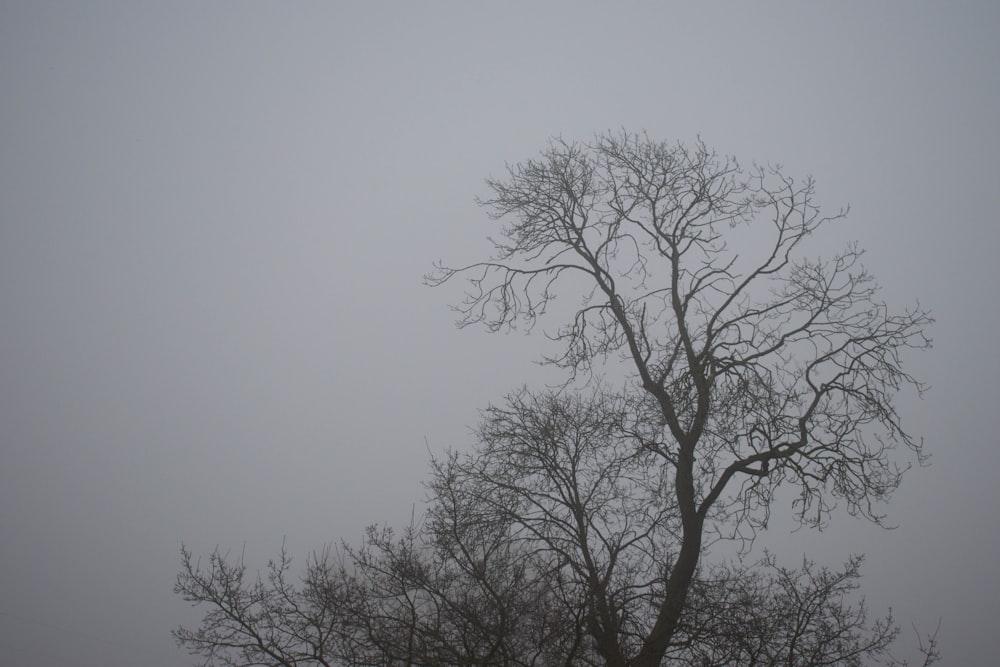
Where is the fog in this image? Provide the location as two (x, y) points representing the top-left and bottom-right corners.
(1, 2), (997, 665)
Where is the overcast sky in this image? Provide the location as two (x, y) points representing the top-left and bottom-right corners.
(1, 2), (997, 665)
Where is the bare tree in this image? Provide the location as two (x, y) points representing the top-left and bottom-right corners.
(436, 388), (674, 665)
(176, 132), (935, 667)
(343, 520), (580, 666)
(427, 131), (932, 666)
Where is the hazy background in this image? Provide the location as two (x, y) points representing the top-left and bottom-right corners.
(1, 2), (997, 665)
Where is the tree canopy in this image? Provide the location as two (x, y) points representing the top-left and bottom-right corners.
(427, 131), (931, 664)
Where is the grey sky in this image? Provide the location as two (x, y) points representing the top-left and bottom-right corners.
(0, 2), (997, 665)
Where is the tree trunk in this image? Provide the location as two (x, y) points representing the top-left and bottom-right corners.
(631, 522), (702, 667)
(632, 449), (704, 667)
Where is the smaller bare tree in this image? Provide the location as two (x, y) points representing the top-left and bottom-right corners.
(174, 544), (367, 667)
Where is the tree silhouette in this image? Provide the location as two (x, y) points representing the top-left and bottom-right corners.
(428, 131), (932, 665)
